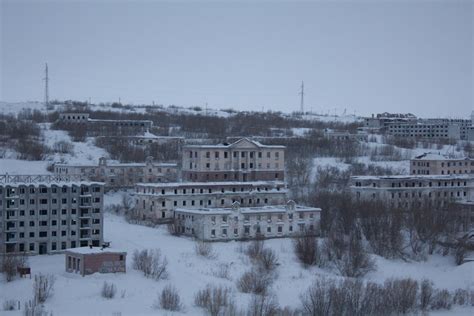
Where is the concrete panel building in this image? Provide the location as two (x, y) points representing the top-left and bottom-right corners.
(410, 153), (474, 175)
(0, 174), (104, 255)
(350, 174), (474, 207)
(65, 247), (126, 276)
(54, 157), (178, 189)
(134, 181), (287, 220)
(174, 200), (321, 241)
(182, 138), (285, 182)
(387, 122), (461, 140)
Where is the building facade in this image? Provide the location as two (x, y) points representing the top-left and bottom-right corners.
(350, 174), (474, 207)
(0, 174), (104, 255)
(410, 153), (474, 175)
(387, 122), (461, 140)
(54, 157), (178, 189)
(65, 247), (126, 276)
(174, 201), (321, 241)
(134, 181), (287, 220)
(182, 138), (285, 182)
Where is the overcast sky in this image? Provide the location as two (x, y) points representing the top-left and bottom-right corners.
(1, 0), (472, 117)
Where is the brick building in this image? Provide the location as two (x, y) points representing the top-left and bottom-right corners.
(65, 247), (126, 276)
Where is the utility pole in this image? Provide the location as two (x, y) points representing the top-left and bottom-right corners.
(299, 81), (304, 114)
(43, 63), (50, 110)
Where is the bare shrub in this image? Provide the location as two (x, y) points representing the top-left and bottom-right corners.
(101, 281), (117, 299)
(52, 140), (74, 154)
(293, 232), (319, 266)
(132, 249), (168, 281)
(194, 285), (235, 316)
(246, 238), (264, 261)
(335, 230), (375, 278)
(431, 289), (452, 310)
(157, 285), (182, 311)
(237, 269), (272, 295)
(420, 279), (434, 311)
(195, 241), (216, 259)
(212, 263), (230, 280)
(33, 273), (55, 304)
(247, 293), (280, 316)
(300, 278), (335, 316)
(258, 248), (279, 272)
(452, 288), (470, 306)
(383, 278), (419, 314)
(3, 300), (16, 311)
(23, 299), (49, 316)
(0, 253), (28, 282)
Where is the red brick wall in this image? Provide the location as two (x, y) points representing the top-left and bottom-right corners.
(83, 253), (126, 275)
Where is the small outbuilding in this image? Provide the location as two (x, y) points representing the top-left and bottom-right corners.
(65, 247), (126, 276)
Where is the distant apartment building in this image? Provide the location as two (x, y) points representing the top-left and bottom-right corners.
(410, 153), (474, 175)
(323, 128), (368, 142)
(350, 174), (474, 207)
(0, 174), (104, 255)
(58, 112), (153, 136)
(54, 157), (178, 189)
(182, 138), (285, 182)
(387, 122), (461, 140)
(363, 113), (417, 130)
(174, 200), (321, 241)
(134, 181), (287, 220)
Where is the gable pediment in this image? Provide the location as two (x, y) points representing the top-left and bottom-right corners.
(230, 138), (260, 149)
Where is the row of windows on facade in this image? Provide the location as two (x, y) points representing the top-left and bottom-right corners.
(189, 150), (280, 159)
(143, 197), (272, 209)
(413, 161), (473, 167)
(5, 228), (100, 239)
(206, 222), (314, 238)
(139, 186), (281, 195)
(390, 191), (468, 199)
(2, 197), (101, 208)
(413, 169), (474, 175)
(5, 218), (100, 228)
(71, 167), (170, 174)
(176, 212), (316, 223)
(353, 181), (468, 188)
(191, 162), (280, 170)
(1, 208), (101, 218)
(0, 186), (101, 195)
(14, 240), (99, 253)
(187, 173), (281, 180)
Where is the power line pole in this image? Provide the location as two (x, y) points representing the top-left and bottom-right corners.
(43, 63), (50, 110)
(299, 81), (304, 113)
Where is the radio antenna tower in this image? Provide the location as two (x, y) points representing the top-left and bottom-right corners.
(43, 63), (50, 109)
(299, 81), (304, 113)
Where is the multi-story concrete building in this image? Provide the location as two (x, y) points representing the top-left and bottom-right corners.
(134, 181), (287, 220)
(350, 174), (474, 207)
(54, 157), (178, 189)
(0, 174), (104, 255)
(410, 153), (474, 175)
(363, 113), (417, 131)
(182, 138), (285, 182)
(387, 122), (461, 140)
(174, 200), (321, 241)
(323, 129), (368, 142)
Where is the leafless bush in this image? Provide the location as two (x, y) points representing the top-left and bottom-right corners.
(3, 300), (16, 311)
(258, 248), (279, 272)
(52, 140), (74, 154)
(33, 273), (55, 304)
(0, 253), (28, 282)
(157, 285), (182, 311)
(23, 299), (49, 316)
(101, 281), (117, 299)
(300, 278), (335, 316)
(132, 249), (168, 281)
(194, 285), (235, 316)
(195, 240), (216, 259)
(247, 293), (280, 316)
(237, 269), (272, 295)
(246, 239), (264, 261)
(383, 278), (419, 314)
(212, 263), (231, 280)
(293, 232), (319, 267)
(452, 288), (471, 306)
(15, 139), (50, 160)
(431, 289), (452, 310)
(420, 279), (434, 310)
(334, 230), (375, 278)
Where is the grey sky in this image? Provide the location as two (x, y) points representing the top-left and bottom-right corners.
(1, 0), (472, 117)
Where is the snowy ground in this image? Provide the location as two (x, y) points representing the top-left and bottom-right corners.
(1, 207), (472, 315)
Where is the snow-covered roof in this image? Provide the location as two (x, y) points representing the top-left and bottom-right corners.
(184, 137), (285, 149)
(175, 204), (320, 215)
(412, 152), (471, 161)
(135, 181), (286, 188)
(65, 247), (126, 255)
(351, 174), (474, 181)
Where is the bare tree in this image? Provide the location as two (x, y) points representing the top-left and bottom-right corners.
(101, 281), (117, 299)
(33, 273), (55, 304)
(132, 249), (168, 281)
(156, 285), (182, 311)
(194, 285), (235, 316)
(293, 231), (319, 267)
(0, 253), (28, 282)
